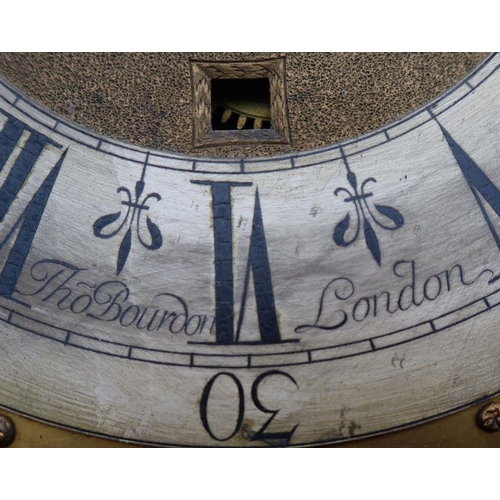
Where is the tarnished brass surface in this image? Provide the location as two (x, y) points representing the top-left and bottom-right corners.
(4, 399), (500, 447)
(476, 402), (500, 432)
(2, 410), (135, 448)
(0, 53), (486, 157)
(0, 414), (15, 447)
(342, 400), (500, 447)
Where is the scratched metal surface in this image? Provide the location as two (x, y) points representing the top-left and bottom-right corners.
(5, 398), (500, 447)
(0, 54), (499, 446)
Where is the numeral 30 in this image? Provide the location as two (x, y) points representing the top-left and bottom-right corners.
(200, 370), (298, 445)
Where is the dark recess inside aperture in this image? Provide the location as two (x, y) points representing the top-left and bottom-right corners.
(211, 78), (271, 131)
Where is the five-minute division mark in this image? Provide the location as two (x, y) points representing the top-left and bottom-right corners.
(200, 371), (299, 445)
(333, 169), (404, 266)
(2, 280), (500, 369)
(93, 164), (162, 275)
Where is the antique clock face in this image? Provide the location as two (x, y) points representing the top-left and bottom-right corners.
(0, 54), (498, 447)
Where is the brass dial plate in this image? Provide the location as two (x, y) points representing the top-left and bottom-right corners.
(0, 54), (498, 446)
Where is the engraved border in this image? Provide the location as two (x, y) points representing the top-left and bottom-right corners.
(0, 54), (497, 370)
(2, 387), (498, 447)
(0, 54), (496, 174)
(2, 284), (499, 370)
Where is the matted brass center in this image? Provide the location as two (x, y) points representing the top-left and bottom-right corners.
(0, 53), (498, 448)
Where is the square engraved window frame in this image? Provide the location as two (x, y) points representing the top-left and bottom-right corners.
(190, 58), (291, 148)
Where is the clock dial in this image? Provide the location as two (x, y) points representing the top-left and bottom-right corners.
(0, 54), (498, 446)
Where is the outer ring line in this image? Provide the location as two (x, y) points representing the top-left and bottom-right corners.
(0, 54), (497, 174)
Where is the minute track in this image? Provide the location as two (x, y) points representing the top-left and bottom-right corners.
(0, 54), (499, 447)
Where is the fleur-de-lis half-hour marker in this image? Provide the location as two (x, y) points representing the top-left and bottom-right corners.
(333, 171), (404, 265)
(93, 179), (162, 275)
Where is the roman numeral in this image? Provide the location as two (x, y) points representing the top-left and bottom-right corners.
(192, 180), (289, 345)
(0, 115), (66, 302)
(439, 123), (500, 253)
